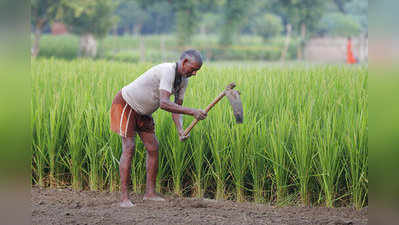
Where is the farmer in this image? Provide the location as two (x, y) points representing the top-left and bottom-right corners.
(110, 49), (207, 207)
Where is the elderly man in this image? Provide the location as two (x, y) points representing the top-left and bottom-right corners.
(110, 49), (207, 207)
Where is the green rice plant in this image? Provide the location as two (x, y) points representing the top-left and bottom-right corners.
(247, 116), (269, 203)
(67, 98), (87, 190)
(130, 138), (146, 193)
(153, 115), (172, 194)
(185, 125), (207, 198)
(343, 70), (368, 208)
(228, 119), (256, 202)
(104, 131), (121, 192)
(343, 112), (368, 208)
(265, 111), (295, 203)
(206, 117), (231, 200)
(314, 113), (345, 207)
(44, 95), (61, 187)
(84, 104), (103, 190)
(155, 145), (170, 194)
(163, 126), (192, 196)
(31, 98), (47, 187)
(290, 110), (315, 205)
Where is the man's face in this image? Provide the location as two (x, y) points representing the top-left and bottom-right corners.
(182, 59), (202, 78)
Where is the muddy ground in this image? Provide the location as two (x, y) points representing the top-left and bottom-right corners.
(32, 186), (367, 225)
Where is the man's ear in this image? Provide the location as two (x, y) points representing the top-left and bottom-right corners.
(182, 58), (188, 67)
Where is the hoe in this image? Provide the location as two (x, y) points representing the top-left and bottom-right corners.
(183, 82), (243, 136)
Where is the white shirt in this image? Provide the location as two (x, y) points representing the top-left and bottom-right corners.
(122, 63), (188, 115)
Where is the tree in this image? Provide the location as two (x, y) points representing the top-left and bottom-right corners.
(333, 0), (352, 13)
(115, 0), (148, 35)
(199, 13), (221, 35)
(135, 0), (199, 46)
(174, 0), (199, 46)
(276, 0), (327, 59)
(63, 0), (118, 57)
(317, 13), (361, 37)
(219, 0), (253, 46)
(344, 0), (367, 34)
(31, 0), (69, 57)
(251, 13), (283, 41)
(142, 1), (174, 34)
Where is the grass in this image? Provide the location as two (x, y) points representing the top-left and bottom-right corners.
(31, 58), (368, 208)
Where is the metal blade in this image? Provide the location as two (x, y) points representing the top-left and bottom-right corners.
(225, 89), (243, 123)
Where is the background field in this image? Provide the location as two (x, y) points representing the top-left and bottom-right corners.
(31, 58), (368, 208)
(33, 34), (300, 62)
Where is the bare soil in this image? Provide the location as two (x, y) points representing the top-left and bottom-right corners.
(32, 186), (367, 225)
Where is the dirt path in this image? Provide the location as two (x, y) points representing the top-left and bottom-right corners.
(32, 187), (367, 225)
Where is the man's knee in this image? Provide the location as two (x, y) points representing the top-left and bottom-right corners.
(122, 137), (135, 153)
(145, 141), (159, 153)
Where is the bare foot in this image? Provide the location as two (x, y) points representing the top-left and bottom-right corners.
(120, 200), (135, 208)
(143, 193), (165, 201)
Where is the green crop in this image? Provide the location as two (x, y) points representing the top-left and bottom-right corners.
(31, 58), (367, 208)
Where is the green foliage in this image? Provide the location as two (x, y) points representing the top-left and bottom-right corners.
(31, 0), (63, 26)
(344, 0), (368, 33)
(219, 0), (252, 46)
(317, 13), (361, 37)
(274, 0), (327, 36)
(175, 0), (199, 46)
(32, 59), (368, 207)
(251, 13), (283, 41)
(332, 0), (352, 13)
(63, 0), (118, 39)
(199, 13), (222, 34)
(115, 0), (148, 33)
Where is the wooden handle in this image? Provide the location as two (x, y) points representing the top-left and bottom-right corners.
(183, 91), (226, 136)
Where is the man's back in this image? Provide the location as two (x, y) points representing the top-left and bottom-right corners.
(122, 63), (187, 115)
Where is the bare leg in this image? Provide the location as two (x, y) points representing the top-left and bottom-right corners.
(119, 135), (136, 207)
(139, 132), (165, 201)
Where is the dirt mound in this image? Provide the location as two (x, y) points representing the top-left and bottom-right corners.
(32, 186), (367, 225)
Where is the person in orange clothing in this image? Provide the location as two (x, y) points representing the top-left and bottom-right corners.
(346, 37), (357, 64)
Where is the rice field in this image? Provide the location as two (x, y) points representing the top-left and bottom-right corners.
(31, 58), (368, 208)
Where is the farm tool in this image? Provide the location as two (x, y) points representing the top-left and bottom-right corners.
(183, 82), (243, 136)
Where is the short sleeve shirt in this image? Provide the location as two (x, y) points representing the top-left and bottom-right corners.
(122, 63), (188, 115)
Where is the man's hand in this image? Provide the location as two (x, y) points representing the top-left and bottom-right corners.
(193, 109), (207, 120)
(178, 130), (190, 141)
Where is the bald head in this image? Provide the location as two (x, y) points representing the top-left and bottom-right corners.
(180, 49), (203, 65)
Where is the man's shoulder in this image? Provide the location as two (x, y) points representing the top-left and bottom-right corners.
(152, 62), (176, 71)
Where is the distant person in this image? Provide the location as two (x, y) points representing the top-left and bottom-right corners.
(110, 49), (207, 207)
(346, 37), (357, 64)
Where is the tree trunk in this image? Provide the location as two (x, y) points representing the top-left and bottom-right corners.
(297, 23), (306, 61)
(133, 24), (142, 36)
(79, 33), (97, 58)
(31, 19), (46, 58)
(280, 24), (292, 62)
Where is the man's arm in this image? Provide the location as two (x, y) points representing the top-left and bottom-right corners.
(159, 90), (206, 120)
(159, 90), (206, 140)
(171, 99), (186, 140)
(159, 90), (195, 115)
